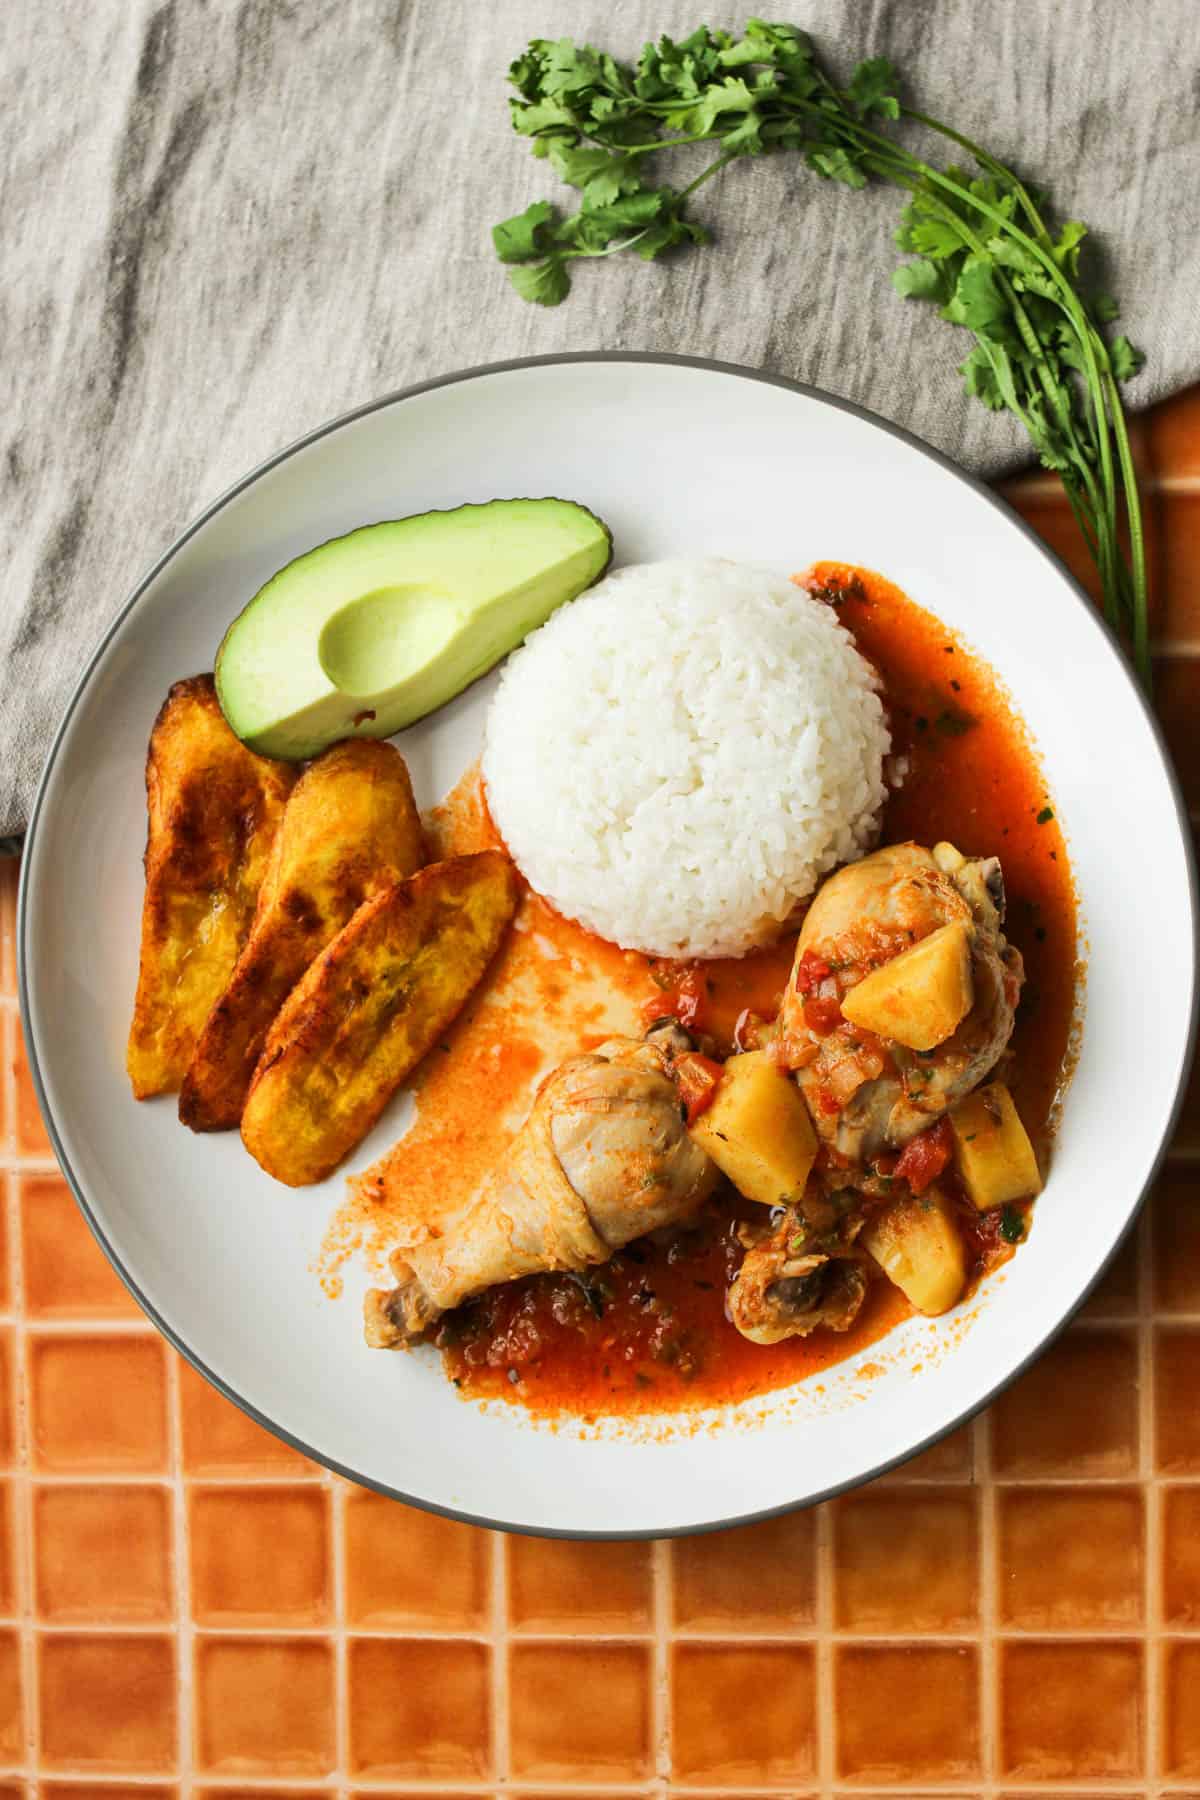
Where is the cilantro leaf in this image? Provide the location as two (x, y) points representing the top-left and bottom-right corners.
(580, 189), (668, 233)
(999, 1205), (1026, 1244)
(492, 200), (556, 264)
(722, 113), (765, 155)
(742, 19), (814, 62)
(536, 38), (609, 98)
(903, 215), (967, 259)
(634, 215), (709, 259)
(848, 56), (900, 119)
(986, 235), (1062, 302)
(1052, 218), (1088, 274)
(943, 255), (1015, 344)
(959, 344), (1008, 410)
(1110, 335), (1145, 380)
(807, 145), (869, 188)
(510, 95), (578, 137)
(717, 31), (773, 68)
(547, 142), (619, 190)
(1053, 327), (1088, 374)
(691, 74), (757, 133)
(892, 260), (944, 301)
(506, 258), (570, 305)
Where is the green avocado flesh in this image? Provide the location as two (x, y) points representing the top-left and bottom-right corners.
(215, 498), (612, 759)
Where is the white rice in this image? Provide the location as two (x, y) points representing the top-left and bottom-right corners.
(482, 559), (890, 960)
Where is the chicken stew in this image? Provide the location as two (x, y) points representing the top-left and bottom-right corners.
(359, 565), (1079, 1414)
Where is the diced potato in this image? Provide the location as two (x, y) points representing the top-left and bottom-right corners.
(949, 1081), (1042, 1211)
(840, 921), (973, 1051)
(861, 1185), (966, 1315)
(689, 1050), (818, 1207)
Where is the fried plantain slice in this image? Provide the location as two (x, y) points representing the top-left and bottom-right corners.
(179, 739), (426, 1132)
(127, 675), (295, 1100)
(241, 851), (520, 1186)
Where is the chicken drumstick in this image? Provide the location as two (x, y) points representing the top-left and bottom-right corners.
(364, 1023), (716, 1347)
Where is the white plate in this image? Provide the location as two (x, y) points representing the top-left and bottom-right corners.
(19, 355), (1197, 1537)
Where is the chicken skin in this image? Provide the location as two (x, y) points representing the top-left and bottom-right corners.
(365, 1023), (717, 1346)
(728, 1205), (870, 1344)
(778, 841), (1023, 1167)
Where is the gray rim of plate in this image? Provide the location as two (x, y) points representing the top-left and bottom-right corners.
(17, 351), (1200, 1540)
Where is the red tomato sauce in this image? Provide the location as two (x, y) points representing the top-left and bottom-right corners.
(808, 561), (1079, 1145)
(326, 565), (1079, 1417)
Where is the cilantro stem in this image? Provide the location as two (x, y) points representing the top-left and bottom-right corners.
(621, 130), (726, 155)
(836, 135), (1124, 622)
(560, 232), (653, 260)
(786, 80), (1137, 650)
(871, 149), (1126, 601)
(1105, 371), (1151, 681)
(899, 107), (1051, 246)
(678, 149), (742, 200)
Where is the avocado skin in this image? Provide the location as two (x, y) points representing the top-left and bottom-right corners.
(215, 497), (613, 760)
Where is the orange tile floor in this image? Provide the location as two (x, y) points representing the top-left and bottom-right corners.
(1, 387), (1198, 1791)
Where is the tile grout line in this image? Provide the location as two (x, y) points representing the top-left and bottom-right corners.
(166, 1347), (194, 1791)
(1137, 1199), (1161, 1789)
(4, 1464), (1200, 1493)
(1004, 470), (1200, 499)
(1, 1775), (1199, 1793)
(7, 1159), (36, 1785)
(0, 1616), (1187, 1641)
(815, 1498), (835, 1797)
(651, 1535), (670, 1793)
(975, 1411), (999, 1795)
(330, 1475), (350, 1792)
(491, 1527), (509, 1789)
(0, 1468), (329, 1486)
(11, 1320), (161, 1336)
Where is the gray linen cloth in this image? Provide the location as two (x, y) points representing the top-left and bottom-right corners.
(3, 0), (1197, 842)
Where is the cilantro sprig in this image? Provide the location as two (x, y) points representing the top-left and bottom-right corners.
(492, 22), (1149, 683)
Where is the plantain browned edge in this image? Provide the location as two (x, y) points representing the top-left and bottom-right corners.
(240, 850), (521, 1186)
(177, 738), (426, 1132)
(126, 674), (296, 1099)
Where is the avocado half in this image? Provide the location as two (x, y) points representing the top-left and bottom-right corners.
(215, 497), (613, 759)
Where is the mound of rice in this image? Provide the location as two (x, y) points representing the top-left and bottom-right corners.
(482, 559), (890, 959)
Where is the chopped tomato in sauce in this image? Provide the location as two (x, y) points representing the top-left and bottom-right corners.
(894, 1117), (954, 1194)
(794, 949), (832, 994)
(803, 993), (844, 1036)
(642, 965), (709, 1033)
(674, 1052), (724, 1125)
